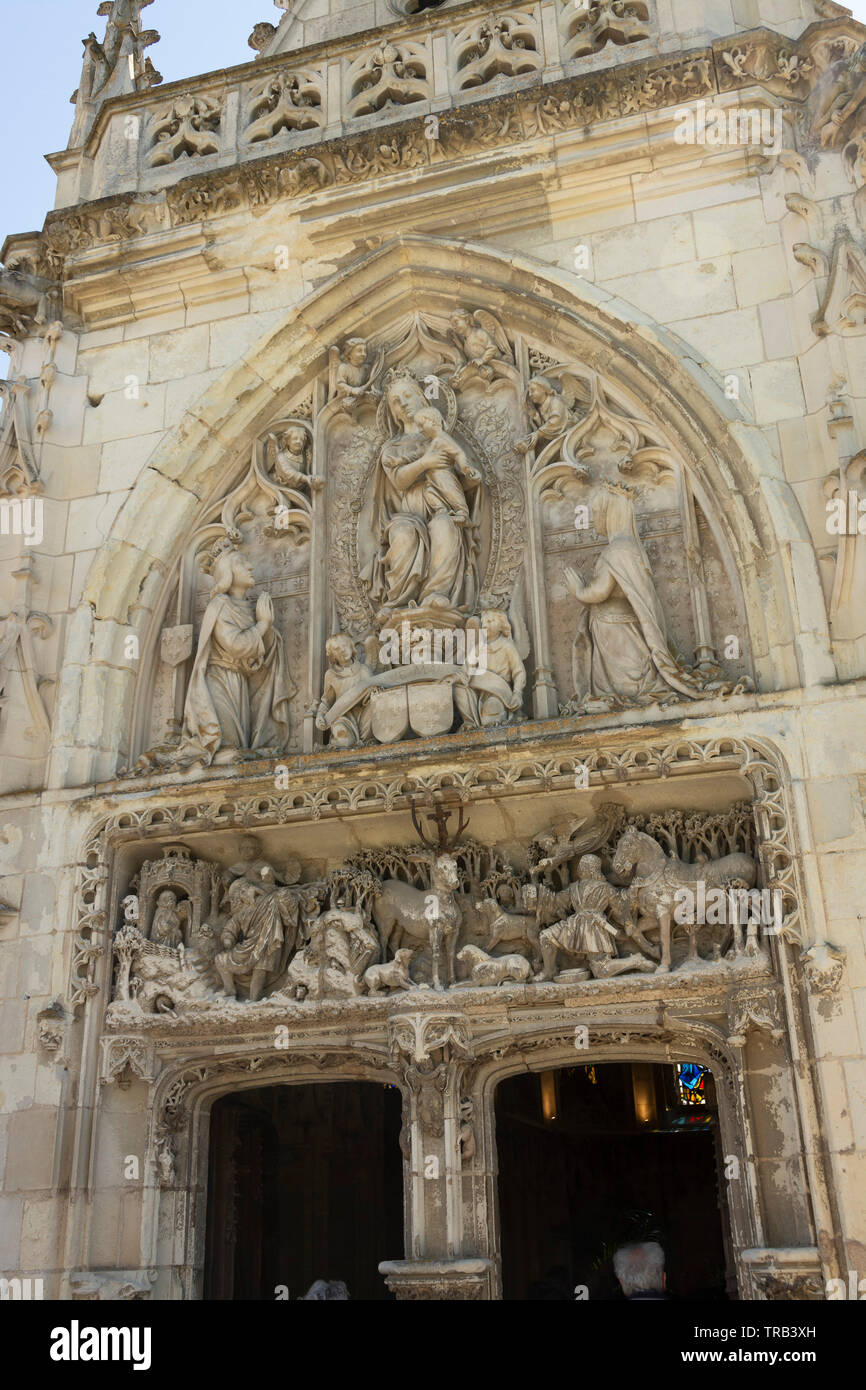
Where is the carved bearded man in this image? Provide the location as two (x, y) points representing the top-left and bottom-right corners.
(214, 866), (304, 1003)
(178, 541), (295, 766)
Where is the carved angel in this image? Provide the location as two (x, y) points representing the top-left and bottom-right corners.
(446, 309), (512, 388)
(518, 374), (589, 480)
(529, 806), (623, 884)
(328, 337), (384, 409)
(530, 816), (599, 881)
(265, 425), (323, 492)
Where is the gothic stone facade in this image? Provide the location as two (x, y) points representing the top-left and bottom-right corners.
(1, 0), (865, 1300)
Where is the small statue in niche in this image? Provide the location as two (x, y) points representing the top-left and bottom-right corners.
(518, 375), (578, 458)
(536, 854), (656, 982)
(316, 632), (376, 748)
(446, 309), (511, 388)
(464, 609), (526, 726)
(266, 425), (323, 493)
(368, 372), (482, 620)
(563, 481), (706, 714)
(150, 889), (189, 949)
(328, 337), (382, 409)
(176, 537), (296, 767)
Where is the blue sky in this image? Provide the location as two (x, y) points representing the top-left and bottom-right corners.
(1, 0), (270, 235)
(2, 0), (866, 239)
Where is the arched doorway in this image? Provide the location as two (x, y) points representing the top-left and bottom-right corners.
(203, 1081), (404, 1300)
(495, 1062), (730, 1300)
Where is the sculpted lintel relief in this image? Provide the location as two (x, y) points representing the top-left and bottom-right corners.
(108, 806), (767, 1018)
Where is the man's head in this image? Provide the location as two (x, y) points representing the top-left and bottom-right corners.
(613, 1241), (666, 1297)
(577, 853), (604, 881)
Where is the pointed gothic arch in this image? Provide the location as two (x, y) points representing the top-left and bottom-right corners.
(50, 235), (834, 784)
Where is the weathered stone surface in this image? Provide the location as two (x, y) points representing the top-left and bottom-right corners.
(0, 0), (864, 1305)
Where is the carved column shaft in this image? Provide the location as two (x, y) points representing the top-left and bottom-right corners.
(678, 476), (716, 667)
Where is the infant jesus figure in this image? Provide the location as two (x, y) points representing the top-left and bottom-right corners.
(412, 407), (481, 519)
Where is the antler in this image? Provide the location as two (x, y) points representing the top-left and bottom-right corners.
(410, 798), (470, 853)
(409, 798), (438, 851)
(449, 806), (469, 851)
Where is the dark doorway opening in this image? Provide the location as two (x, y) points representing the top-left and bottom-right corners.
(495, 1063), (729, 1300)
(204, 1081), (404, 1300)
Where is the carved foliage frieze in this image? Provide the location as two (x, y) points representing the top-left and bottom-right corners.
(42, 23), (866, 267)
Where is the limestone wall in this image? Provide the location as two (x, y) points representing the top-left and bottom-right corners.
(0, 0), (865, 1299)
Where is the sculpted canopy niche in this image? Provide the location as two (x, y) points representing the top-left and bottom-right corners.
(127, 303), (754, 771)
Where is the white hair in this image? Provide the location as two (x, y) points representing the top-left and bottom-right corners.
(298, 1279), (349, 1300)
(613, 1241), (665, 1296)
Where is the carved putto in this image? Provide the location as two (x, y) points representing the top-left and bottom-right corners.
(328, 337), (384, 409)
(265, 423), (321, 493)
(445, 310), (512, 389)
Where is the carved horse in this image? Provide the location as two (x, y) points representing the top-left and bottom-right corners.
(611, 825), (757, 973)
(373, 853), (462, 989)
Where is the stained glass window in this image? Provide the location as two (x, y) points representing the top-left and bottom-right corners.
(676, 1062), (709, 1106)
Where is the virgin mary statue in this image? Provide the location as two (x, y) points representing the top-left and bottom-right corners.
(177, 539), (295, 765)
(366, 371), (482, 621)
(565, 482), (704, 712)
